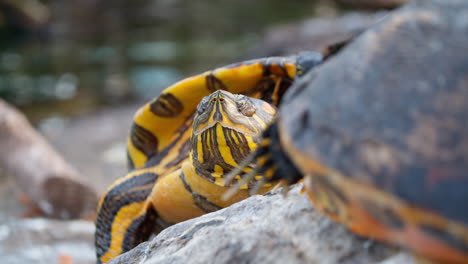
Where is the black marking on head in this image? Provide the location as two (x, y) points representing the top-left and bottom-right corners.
(421, 224), (468, 252)
(360, 199), (405, 230)
(192, 126), (235, 177)
(223, 126), (251, 165)
(95, 172), (158, 261)
(179, 172), (222, 213)
(206, 74), (227, 93)
(191, 124), (258, 186)
(150, 93), (184, 117)
(213, 100), (223, 121)
(130, 124), (158, 159)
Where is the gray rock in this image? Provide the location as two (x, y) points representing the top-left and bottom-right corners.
(0, 219), (95, 264)
(109, 185), (410, 264)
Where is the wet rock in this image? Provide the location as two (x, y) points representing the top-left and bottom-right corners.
(251, 12), (386, 57)
(109, 185), (409, 264)
(0, 218), (95, 264)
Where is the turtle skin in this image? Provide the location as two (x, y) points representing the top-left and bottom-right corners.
(236, 8), (468, 264)
(94, 52), (324, 263)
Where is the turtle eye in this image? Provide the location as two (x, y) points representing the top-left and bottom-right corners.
(234, 95), (247, 108)
(235, 100), (245, 109)
(235, 95), (256, 117)
(197, 99), (209, 114)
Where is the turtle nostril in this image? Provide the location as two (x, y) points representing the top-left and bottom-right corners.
(212, 97), (224, 102)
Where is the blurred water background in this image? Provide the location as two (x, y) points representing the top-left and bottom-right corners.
(0, 0), (340, 122)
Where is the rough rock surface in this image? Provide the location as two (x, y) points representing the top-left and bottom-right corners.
(109, 185), (411, 264)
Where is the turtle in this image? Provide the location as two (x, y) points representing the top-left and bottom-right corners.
(226, 13), (468, 264)
(94, 51), (327, 263)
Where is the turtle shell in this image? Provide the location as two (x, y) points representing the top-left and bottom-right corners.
(277, 3), (468, 263)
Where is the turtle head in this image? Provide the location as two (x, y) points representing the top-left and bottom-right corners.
(192, 90), (276, 137)
(191, 90), (277, 180)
